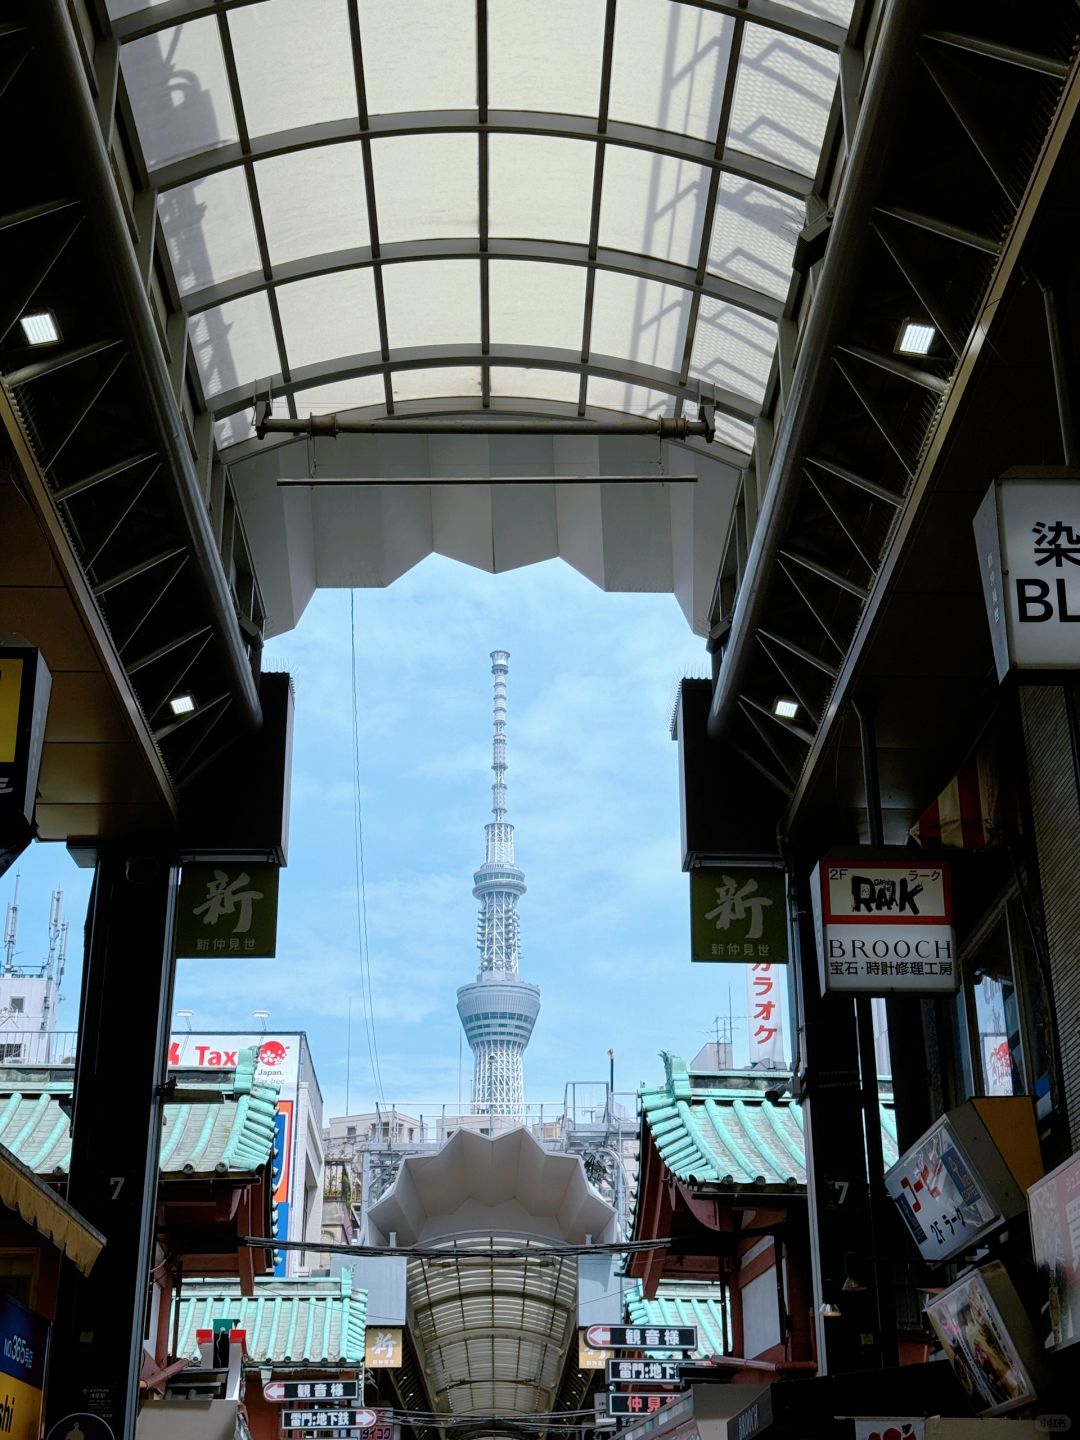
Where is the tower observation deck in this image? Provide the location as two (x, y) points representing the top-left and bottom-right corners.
(456, 651), (540, 1120)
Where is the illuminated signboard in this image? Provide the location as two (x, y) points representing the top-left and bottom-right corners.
(608, 1395), (677, 1419)
(924, 1262), (1042, 1416)
(0, 640), (50, 836)
(606, 1360), (682, 1384)
(585, 1325), (696, 1351)
(811, 854), (958, 995)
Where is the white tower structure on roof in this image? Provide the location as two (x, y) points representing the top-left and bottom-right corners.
(456, 651), (540, 1120)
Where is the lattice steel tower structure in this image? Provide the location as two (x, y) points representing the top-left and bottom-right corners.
(456, 651), (540, 1120)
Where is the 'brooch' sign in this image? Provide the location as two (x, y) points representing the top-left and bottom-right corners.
(811, 853), (958, 996)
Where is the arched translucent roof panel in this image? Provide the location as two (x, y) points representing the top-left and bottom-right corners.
(112, 0), (851, 454)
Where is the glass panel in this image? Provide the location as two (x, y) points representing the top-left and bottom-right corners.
(372, 135), (479, 243)
(771, 0), (854, 24)
(229, 0), (357, 139)
(489, 136), (595, 244)
(599, 148), (708, 267)
(158, 167), (261, 297)
(587, 378), (673, 417)
(190, 292), (281, 400)
(276, 270), (381, 372)
(488, 0), (606, 118)
(214, 411), (256, 450)
(491, 367), (580, 403)
(969, 913), (1027, 1098)
(689, 301), (776, 402)
(382, 260), (481, 349)
(256, 145), (370, 266)
(359, 0), (476, 114)
(294, 378), (387, 413)
(488, 261), (586, 352)
(729, 24), (838, 177)
(685, 404), (754, 452)
(709, 174), (803, 300)
(591, 271), (691, 375)
(391, 366), (483, 402)
(121, 20), (238, 170)
(610, 0), (734, 141)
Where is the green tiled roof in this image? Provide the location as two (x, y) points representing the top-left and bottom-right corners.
(173, 1272), (367, 1365)
(637, 1054), (898, 1188)
(625, 1280), (728, 1357)
(0, 1047), (279, 1178)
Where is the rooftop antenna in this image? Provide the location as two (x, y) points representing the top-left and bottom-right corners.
(176, 1009), (193, 1031)
(41, 890), (65, 1031)
(252, 1009), (270, 1033)
(3, 874), (19, 976)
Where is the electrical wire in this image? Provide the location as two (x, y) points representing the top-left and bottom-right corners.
(241, 1235), (674, 1259)
(349, 589), (385, 1106)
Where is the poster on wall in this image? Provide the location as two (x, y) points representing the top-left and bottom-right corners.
(924, 1262), (1039, 1416)
(1028, 1150), (1080, 1352)
(811, 854), (958, 995)
(0, 1294), (49, 1440)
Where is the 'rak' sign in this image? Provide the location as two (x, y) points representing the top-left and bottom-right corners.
(811, 853), (958, 996)
(974, 474), (1080, 680)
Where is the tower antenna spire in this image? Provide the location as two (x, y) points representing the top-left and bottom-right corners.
(457, 651), (540, 1121)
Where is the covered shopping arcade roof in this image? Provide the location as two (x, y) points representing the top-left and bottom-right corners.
(363, 1127), (616, 1425)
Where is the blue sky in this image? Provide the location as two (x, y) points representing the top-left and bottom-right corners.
(1, 554), (781, 1118)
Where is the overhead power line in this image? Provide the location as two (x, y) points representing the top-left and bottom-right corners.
(349, 589), (384, 1106)
(241, 1235), (673, 1260)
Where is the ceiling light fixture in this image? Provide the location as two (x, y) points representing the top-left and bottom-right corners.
(896, 319), (936, 356)
(169, 692), (196, 716)
(773, 697), (799, 720)
(818, 1301), (842, 1319)
(19, 311), (61, 346)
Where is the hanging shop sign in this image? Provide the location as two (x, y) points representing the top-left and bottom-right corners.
(974, 473), (1080, 681)
(810, 854), (958, 995)
(884, 1101), (1038, 1262)
(0, 1295), (49, 1440)
(745, 962), (785, 1066)
(365, 1326), (403, 1367)
(586, 1325), (697, 1351)
(689, 865), (788, 964)
(608, 1394), (678, 1419)
(579, 1331), (613, 1369)
(0, 639), (50, 836)
(924, 1262), (1044, 1416)
(853, 1424), (924, 1440)
(1027, 1150), (1080, 1353)
(264, 1381), (360, 1402)
(175, 861), (280, 957)
(606, 1360), (682, 1384)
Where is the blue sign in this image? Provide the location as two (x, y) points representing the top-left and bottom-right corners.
(275, 1202), (289, 1277)
(0, 1293), (48, 1391)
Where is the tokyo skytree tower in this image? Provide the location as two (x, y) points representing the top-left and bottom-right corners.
(456, 651), (540, 1120)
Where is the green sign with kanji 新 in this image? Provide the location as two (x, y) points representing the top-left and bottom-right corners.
(175, 863), (280, 958)
(690, 866), (789, 964)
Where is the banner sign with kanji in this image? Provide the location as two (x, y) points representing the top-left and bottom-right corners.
(365, 1326), (403, 1367)
(609, 1394), (678, 1418)
(282, 1410), (375, 1431)
(175, 862), (280, 957)
(607, 1360), (682, 1384)
(811, 854), (958, 996)
(690, 866), (788, 964)
(264, 1381), (360, 1402)
(586, 1324), (696, 1351)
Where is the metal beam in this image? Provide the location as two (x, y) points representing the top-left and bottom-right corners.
(114, 0), (846, 50)
(180, 237), (784, 323)
(707, 0), (930, 742)
(275, 474), (695, 487)
(148, 111), (817, 199)
(834, 342), (949, 394)
(870, 217), (967, 357)
(209, 343), (761, 422)
(255, 408), (713, 440)
(757, 626), (839, 679)
(777, 546), (869, 600)
(832, 352), (917, 472)
(34, 0), (262, 732)
(577, 0), (618, 417)
(874, 203), (1000, 255)
(803, 453), (903, 506)
(919, 50), (1023, 207)
(925, 29), (1070, 80)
